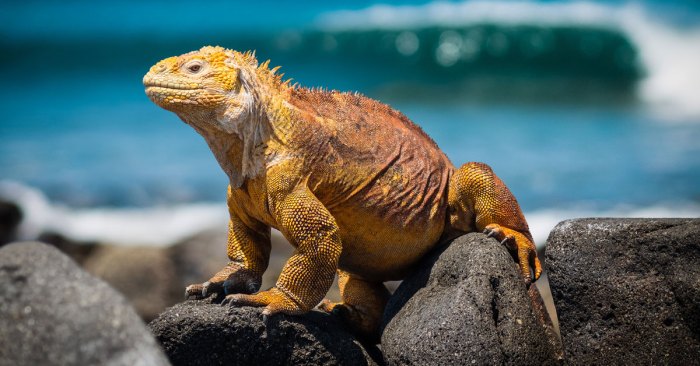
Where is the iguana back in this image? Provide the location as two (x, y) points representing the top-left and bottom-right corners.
(286, 88), (454, 229)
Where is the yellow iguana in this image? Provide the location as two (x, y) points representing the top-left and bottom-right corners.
(143, 46), (541, 339)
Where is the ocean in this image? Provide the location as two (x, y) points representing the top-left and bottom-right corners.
(1, 0), (699, 247)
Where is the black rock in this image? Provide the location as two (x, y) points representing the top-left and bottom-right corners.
(149, 299), (381, 366)
(546, 218), (700, 365)
(0, 200), (22, 245)
(381, 233), (563, 365)
(0, 242), (170, 366)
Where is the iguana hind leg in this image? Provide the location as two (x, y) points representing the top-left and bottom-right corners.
(448, 162), (542, 283)
(319, 270), (389, 343)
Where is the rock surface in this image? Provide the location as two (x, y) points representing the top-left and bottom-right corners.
(546, 218), (700, 365)
(0, 242), (170, 366)
(381, 233), (563, 365)
(149, 299), (380, 366)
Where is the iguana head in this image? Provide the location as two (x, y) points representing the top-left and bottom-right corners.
(143, 45), (263, 134)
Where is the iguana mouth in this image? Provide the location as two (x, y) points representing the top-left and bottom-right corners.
(143, 78), (202, 91)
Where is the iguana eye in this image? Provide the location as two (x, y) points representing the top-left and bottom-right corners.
(183, 60), (205, 74)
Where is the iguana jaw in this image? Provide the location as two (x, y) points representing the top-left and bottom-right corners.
(143, 73), (226, 113)
(144, 85), (204, 107)
(143, 77), (203, 91)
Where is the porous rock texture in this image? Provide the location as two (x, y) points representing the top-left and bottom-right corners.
(546, 218), (700, 365)
(149, 299), (380, 366)
(0, 242), (170, 366)
(381, 233), (563, 365)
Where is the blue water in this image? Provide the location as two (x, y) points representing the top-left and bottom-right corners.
(1, 0), (699, 215)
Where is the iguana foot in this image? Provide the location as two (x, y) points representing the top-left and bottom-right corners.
(185, 262), (261, 299)
(318, 300), (368, 329)
(483, 223), (542, 284)
(319, 299), (382, 343)
(221, 287), (306, 316)
(318, 273), (388, 344)
(319, 299), (347, 317)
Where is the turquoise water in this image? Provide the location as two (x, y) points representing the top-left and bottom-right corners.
(0, 1), (698, 245)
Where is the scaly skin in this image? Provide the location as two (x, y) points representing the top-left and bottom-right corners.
(143, 46), (541, 340)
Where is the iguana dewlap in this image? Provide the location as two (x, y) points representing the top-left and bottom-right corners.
(143, 46), (541, 339)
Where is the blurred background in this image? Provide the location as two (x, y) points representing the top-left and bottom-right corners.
(1, 0), (699, 249)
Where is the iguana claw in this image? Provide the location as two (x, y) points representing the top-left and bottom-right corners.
(185, 262), (261, 300)
(483, 224), (542, 284)
(201, 281), (212, 297)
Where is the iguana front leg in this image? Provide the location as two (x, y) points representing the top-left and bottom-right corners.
(222, 183), (342, 316)
(185, 187), (271, 299)
(448, 162), (542, 283)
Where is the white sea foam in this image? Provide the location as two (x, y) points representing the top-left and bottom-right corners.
(317, 1), (700, 121)
(620, 8), (700, 121)
(0, 181), (228, 247)
(2, 181), (697, 248)
(317, 1), (618, 29)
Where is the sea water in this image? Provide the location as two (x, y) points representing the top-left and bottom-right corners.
(1, 0), (698, 247)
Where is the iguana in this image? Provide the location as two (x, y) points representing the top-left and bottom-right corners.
(143, 46), (541, 339)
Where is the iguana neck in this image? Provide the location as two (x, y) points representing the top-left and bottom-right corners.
(188, 122), (246, 188)
(177, 61), (295, 189)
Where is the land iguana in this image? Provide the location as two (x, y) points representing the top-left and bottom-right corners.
(143, 46), (541, 339)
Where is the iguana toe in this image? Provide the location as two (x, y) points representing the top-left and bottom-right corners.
(530, 249), (543, 281)
(222, 287), (305, 316)
(185, 262), (262, 300)
(319, 299), (351, 318)
(222, 277), (260, 295)
(184, 280), (223, 299)
(319, 301), (381, 343)
(184, 283), (204, 299)
(483, 223), (541, 284)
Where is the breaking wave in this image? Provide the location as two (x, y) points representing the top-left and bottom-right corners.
(316, 1), (700, 120)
